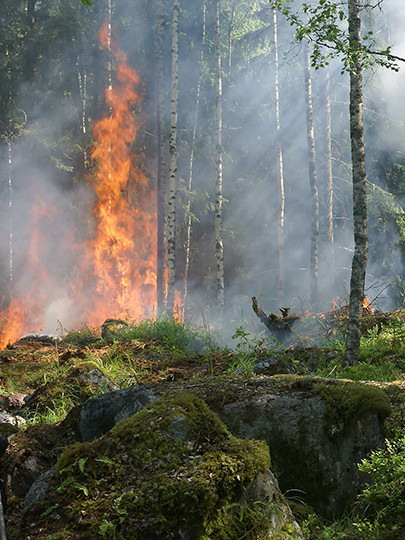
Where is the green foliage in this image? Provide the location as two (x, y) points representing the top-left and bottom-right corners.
(357, 431), (405, 538)
(317, 317), (405, 382)
(227, 326), (281, 374)
(112, 317), (216, 357)
(270, 0), (401, 71)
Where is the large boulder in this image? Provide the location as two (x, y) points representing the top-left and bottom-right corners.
(60, 375), (390, 518)
(206, 375), (390, 518)
(21, 392), (302, 539)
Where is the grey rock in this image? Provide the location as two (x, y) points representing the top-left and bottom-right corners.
(23, 467), (56, 512)
(78, 385), (157, 441)
(217, 383), (386, 518)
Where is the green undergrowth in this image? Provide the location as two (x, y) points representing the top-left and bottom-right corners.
(316, 317), (405, 382)
(61, 318), (217, 358)
(112, 317), (217, 356)
(22, 392), (278, 540)
(299, 428), (405, 539)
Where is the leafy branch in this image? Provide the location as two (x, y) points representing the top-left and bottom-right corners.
(269, 0), (405, 72)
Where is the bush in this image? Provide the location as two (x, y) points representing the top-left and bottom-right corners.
(357, 431), (405, 538)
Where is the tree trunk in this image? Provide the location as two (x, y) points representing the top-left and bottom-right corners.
(227, 0), (235, 82)
(166, 0), (180, 316)
(272, 8), (285, 304)
(303, 41), (320, 310)
(7, 139), (13, 285)
(183, 0), (206, 317)
(325, 71), (334, 248)
(345, 0), (368, 365)
(215, 0), (225, 313)
(25, 0), (37, 82)
(155, 0), (168, 315)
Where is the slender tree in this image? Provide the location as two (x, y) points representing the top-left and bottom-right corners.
(303, 40), (320, 310)
(344, 0), (368, 364)
(214, 0), (225, 313)
(325, 70), (334, 250)
(183, 0), (207, 317)
(271, 7), (285, 304)
(154, 0), (169, 315)
(166, 0), (180, 316)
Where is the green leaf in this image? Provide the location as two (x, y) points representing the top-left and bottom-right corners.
(95, 456), (118, 466)
(78, 457), (88, 473)
(72, 482), (89, 496)
(82, 0), (94, 5)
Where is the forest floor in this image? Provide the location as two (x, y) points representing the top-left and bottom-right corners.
(0, 310), (404, 539)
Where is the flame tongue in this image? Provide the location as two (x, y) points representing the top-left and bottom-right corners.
(79, 24), (157, 323)
(0, 24), (157, 347)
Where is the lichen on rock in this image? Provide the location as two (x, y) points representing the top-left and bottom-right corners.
(21, 391), (301, 539)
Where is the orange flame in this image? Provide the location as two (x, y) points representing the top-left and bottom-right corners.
(0, 24), (156, 347)
(78, 24), (157, 323)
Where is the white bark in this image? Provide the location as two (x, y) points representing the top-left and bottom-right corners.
(155, 0), (168, 314)
(304, 41), (320, 310)
(215, 0), (225, 311)
(272, 8), (285, 303)
(166, 0), (180, 315)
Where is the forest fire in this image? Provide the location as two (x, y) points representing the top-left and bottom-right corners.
(0, 26), (157, 348)
(76, 24), (157, 323)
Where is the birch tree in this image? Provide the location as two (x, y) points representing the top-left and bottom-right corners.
(272, 8), (286, 304)
(303, 40), (320, 310)
(214, 0), (225, 312)
(154, 0), (169, 315)
(166, 0), (180, 316)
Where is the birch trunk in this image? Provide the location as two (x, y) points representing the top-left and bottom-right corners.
(8, 139), (13, 285)
(303, 41), (320, 310)
(166, 0), (180, 316)
(215, 0), (225, 312)
(272, 8), (285, 303)
(325, 71), (334, 248)
(183, 0), (206, 317)
(155, 0), (168, 314)
(345, 0), (368, 365)
(76, 55), (88, 168)
(227, 0), (235, 82)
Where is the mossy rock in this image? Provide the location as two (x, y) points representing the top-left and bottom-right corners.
(21, 392), (301, 539)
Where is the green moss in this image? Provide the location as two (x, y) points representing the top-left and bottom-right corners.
(23, 392), (274, 539)
(313, 380), (391, 435)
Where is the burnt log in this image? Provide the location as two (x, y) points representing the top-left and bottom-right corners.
(252, 297), (300, 342)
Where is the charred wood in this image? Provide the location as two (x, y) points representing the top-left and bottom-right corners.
(252, 297), (300, 342)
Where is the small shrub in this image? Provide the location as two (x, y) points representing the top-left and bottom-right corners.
(357, 431), (405, 537)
